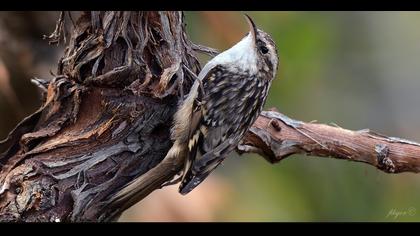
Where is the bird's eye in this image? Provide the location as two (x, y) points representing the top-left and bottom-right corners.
(260, 46), (269, 54)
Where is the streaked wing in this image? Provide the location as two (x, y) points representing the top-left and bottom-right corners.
(180, 65), (269, 194)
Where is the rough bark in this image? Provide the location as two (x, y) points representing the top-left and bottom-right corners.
(0, 11), (212, 222)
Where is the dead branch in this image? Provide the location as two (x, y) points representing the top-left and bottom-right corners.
(239, 110), (420, 174)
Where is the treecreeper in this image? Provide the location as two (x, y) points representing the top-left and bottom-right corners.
(113, 14), (279, 202)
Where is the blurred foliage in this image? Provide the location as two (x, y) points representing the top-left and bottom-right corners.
(183, 11), (420, 222)
(1, 12), (420, 222)
(0, 12), (62, 140)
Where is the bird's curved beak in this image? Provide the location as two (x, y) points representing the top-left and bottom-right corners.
(244, 14), (258, 44)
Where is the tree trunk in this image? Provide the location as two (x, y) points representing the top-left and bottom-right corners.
(0, 11), (205, 222)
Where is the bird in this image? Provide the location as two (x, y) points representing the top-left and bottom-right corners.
(169, 14), (279, 195)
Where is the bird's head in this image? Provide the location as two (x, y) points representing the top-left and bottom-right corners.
(244, 14), (279, 80)
(198, 14), (279, 81)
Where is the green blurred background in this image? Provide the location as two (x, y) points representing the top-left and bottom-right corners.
(1, 11), (420, 222)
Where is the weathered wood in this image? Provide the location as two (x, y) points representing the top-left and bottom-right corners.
(0, 11), (203, 222)
(239, 110), (420, 173)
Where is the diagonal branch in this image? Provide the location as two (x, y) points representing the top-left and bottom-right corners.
(238, 110), (420, 173)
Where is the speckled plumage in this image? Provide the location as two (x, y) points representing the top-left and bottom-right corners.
(170, 14), (279, 194)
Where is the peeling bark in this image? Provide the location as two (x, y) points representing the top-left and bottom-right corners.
(0, 11), (205, 222)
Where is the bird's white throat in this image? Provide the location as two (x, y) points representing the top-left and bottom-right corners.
(198, 34), (258, 80)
